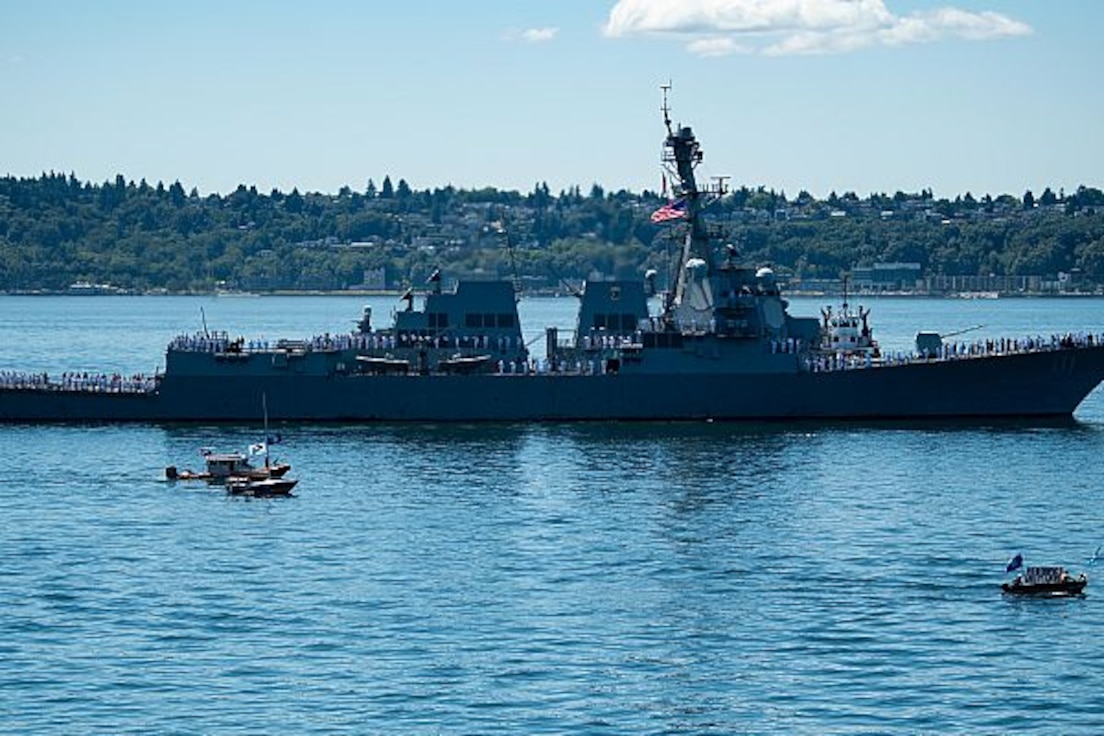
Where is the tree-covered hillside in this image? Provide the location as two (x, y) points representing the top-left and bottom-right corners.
(2, 172), (1103, 293)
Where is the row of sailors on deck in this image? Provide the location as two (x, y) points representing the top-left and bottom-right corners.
(937, 333), (1101, 360)
(0, 371), (156, 392)
(806, 353), (876, 372)
(803, 331), (1104, 373)
(329, 333), (527, 352)
(390, 334), (523, 352)
(169, 334), (235, 353)
(581, 333), (641, 350)
(496, 358), (618, 375)
(769, 338), (806, 354)
(171, 331), (525, 354)
(330, 332), (524, 352)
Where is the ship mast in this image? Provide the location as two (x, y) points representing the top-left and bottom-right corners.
(498, 213), (522, 301)
(661, 85), (713, 310)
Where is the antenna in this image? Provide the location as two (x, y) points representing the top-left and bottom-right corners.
(497, 213), (522, 301)
(555, 273), (583, 299)
(661, 80), (673, 136)
(662, 226), (680, 313)
(262, 391), (270, 468)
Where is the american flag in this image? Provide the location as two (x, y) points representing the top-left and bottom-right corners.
(650, 198), (687, 224)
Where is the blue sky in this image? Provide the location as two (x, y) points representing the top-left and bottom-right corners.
(2, 1), (1102, 200)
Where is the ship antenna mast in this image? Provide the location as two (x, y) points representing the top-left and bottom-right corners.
(660, 83), (712, 310)
(661, 81), (674, 138)
(497, 213), (522, 301)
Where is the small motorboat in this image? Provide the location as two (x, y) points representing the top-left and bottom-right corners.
(225, 476), (298, 498)
(1002, 565), (1087, 596)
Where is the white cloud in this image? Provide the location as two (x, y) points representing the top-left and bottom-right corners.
(687, 37), (752, 57)
(603, 0), (1031, 57)
(504, 27), (559, 43)
(523, 27), (558, 42)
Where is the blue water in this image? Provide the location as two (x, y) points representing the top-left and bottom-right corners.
(3, 295), (1104, 733)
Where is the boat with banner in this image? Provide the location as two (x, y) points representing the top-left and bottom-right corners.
(1002, 568), (1088, 596)
(4, 88), (1104, 423)
(1003, 555), (1088, 596)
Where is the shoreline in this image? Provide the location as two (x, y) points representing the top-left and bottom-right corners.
(3, 289), (1104, 299)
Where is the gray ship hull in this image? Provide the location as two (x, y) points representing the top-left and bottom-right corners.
(4, 345), (1103, 423)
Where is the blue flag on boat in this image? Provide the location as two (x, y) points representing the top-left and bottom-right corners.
(1005, 553), (1023, 573)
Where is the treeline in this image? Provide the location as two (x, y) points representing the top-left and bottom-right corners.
(1, 172), (1103, 292)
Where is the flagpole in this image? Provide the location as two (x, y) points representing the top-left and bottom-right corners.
(262, 391), (270, 469)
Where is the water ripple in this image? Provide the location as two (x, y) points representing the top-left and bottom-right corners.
(3, 413), (1104, 732)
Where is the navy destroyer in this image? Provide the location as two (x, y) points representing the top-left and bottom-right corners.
(4, 92), (1104, 422)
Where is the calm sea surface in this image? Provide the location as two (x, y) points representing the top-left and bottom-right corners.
(3, 294), (1104, 734)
